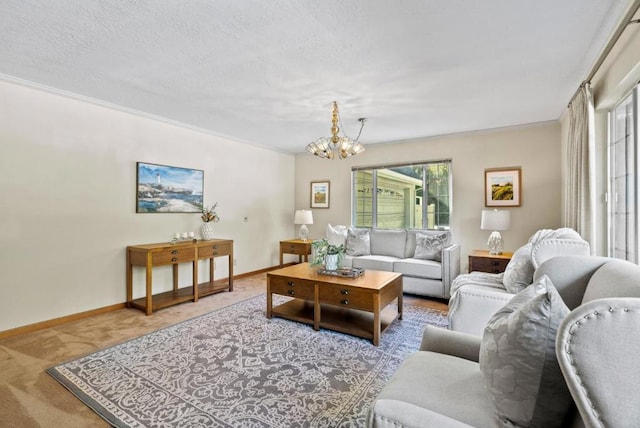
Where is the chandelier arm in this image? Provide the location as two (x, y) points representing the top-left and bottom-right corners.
(354, 118), (367, 142)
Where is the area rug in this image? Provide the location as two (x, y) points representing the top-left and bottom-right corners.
(47, 295), (447, 427)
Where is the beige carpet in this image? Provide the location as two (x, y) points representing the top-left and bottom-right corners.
(0, 272), (446, 427)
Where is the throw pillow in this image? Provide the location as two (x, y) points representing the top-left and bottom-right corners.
(326, 224), (348, 247)
(479, 275), (572, 428)
(502, 243), (535, 293)
(413, 232), (449, 262)
(346, 227), (371, 256)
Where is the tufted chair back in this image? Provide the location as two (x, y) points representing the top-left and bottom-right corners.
(535, 256), (640, 427)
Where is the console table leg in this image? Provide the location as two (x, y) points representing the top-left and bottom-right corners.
(126, 251), (133, 307)
(266, 281), (273, 319)
(145, 254), (153, 316)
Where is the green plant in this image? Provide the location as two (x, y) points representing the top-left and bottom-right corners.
(310, 239), (345, 266)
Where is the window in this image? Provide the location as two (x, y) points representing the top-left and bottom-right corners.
(608, 84), (639, 262)
(352, 160), (451, 229)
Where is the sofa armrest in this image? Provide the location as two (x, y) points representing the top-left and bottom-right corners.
(420, 325), (482, 362)
(441, 243), (461, 298)
(447, 284), (513, 336)
(556, 298), (640, 428)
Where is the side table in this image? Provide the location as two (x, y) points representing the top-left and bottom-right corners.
(468, 249), (513, 274)
(279, 239), (313, 268)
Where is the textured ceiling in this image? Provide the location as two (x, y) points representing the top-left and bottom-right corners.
(0, 1), (632, 153)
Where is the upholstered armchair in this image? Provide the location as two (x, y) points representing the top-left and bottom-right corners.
(447, 228), (590, 336)
(367, 256), (640, 427)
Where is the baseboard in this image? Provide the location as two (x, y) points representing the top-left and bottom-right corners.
(0, 265), (287, 340)
(0, 303), (127, 340)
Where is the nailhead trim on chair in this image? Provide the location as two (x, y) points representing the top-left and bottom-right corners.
(531, 240), (591, 269)
(561, 306), (635, 427)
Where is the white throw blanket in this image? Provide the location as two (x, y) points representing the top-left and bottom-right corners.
(450, 271), (505, 296)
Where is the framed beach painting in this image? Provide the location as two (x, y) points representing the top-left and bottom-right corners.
(485, 167), (522, 207)
(310, 180), (330, 209)
(136, 162), (204, 213)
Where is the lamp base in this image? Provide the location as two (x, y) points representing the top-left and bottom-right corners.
(487, 231), (504, 255)
(299, 224), (309, 241)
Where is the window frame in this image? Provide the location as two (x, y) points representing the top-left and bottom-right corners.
(351, 159), (452, 230)
(607, 84), (639, 262)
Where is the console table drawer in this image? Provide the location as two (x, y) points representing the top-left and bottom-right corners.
(319, 286), (373, 312)
(152, 247), (196, 266)
(198, 242), (232, 258)
(269, 277), (315, 300)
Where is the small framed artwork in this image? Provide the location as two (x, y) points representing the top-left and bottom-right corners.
(136, 162), (204, 213)
(485, 167), (522, 207)
(310, 180), (330, 209)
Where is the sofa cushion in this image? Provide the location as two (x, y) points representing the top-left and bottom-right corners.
(352, 255), (397, 272)
(369, 228), (407, 259)
(326, 223), (348, 247)
(346, 227), (371, 256)
(406, 230), (451, 258)
(414, 232), (449, 262)
(479, 275), (572, 428)
(502, 243), (534, 293)
(394, 258), (442, 279)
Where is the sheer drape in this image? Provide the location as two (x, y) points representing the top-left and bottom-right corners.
(564, 82), (595, 252)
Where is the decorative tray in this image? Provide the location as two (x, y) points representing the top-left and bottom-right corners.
(317, 267), (364, 278)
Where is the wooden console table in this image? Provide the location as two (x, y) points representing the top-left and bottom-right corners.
(126, 239), (233, 315)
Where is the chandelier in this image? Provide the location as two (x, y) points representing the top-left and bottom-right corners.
(305, 101), (367, 159)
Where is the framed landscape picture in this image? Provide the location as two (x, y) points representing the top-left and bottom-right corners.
(485, 167), (521, 207)
(310, 180), (330, 209)
(136, 162), (204, 213)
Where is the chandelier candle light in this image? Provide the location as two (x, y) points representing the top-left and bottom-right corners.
(305, 101), (367, 160)
(480, 209), (511, 255)
(294, 209), (313, 241)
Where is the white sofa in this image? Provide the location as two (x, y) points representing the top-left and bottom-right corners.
(324, 226), (461, 299)
(367, 255), (640, 427)
(448, 228), (590, 335)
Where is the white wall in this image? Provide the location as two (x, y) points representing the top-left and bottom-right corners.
(0, 80), (295, 332)
(295, 122), (562, 272)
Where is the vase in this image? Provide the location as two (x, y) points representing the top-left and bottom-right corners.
(324, 254), (339, 271)
(201, 222), (215, 240)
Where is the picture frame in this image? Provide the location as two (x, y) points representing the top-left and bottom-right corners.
(310, 180), (330, 209)
(485, 167), (522, 207)
(136, 162), (204, 213)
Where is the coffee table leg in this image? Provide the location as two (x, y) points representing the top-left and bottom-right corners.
(373, 294), (380, 346)
(314, 284), (320, 331)
(266, 279), (272, 319)
(398, 282), (403, 320)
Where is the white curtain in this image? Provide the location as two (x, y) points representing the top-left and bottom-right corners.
(564, 82), (595, 252)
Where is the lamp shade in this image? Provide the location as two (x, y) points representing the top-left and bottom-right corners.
(294, 209), (313, 225)
(480, 209), (510, 231)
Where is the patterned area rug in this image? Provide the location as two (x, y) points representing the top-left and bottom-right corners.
(47, 295), (447, 427)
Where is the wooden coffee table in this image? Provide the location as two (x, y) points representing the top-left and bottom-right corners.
(266, 263), (403, 346)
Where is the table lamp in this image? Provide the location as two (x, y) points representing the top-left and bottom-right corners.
(480, 209), (511, 255)
(294, 209), (313, 241)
